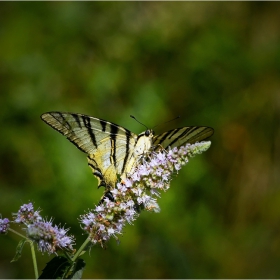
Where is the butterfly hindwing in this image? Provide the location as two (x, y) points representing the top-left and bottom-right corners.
(152, 126), (214, 150)
(87, 130), (136, 188)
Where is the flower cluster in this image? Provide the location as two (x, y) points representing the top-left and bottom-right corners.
(13, 202), (42, 224)
(80, 197), (130, 246)
(13, 203), (75, 254)
(80, 141), (211, 246)
(0, 218), (10, 234)
(26, 219), (74, 254)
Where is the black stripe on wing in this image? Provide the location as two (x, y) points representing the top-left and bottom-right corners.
(100, 119), (107, 132)
(110, 124), (119, 167)
(72, 114), (82, 129)
(82, 115), (98, 149)
(121, 130), (132, 174)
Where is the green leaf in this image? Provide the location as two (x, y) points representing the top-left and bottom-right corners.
(38, 256), (85, 279)
(39, 256), (70, 279)
(11, 239), (26, 262)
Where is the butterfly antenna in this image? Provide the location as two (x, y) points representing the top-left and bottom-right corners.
(152, 115), (180, 129)
(130, 115), (148, 129)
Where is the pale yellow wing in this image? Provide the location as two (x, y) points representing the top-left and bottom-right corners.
(41, 112), (137, 189)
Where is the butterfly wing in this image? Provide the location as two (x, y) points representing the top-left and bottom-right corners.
(41, 112), (137, 188)
(152, 126), (214, 150)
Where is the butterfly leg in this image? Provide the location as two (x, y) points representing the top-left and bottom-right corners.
(98, 191), (115, 205)
(134, 202), (144, 213)
(152, 143), (166, 151)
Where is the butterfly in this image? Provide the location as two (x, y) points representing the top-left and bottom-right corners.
(41, 112), (214, 190)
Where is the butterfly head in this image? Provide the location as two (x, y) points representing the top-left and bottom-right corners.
(144, 129), (154, 138)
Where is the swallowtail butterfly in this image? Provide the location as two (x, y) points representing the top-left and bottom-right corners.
(41, 112), (214, 190)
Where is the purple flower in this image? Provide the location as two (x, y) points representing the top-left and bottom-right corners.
(13, 202), (42, 225)
(10, 202), (75, 254)
(80, 141), (211, 246)
(0, 218), (10, 234)
(26, 219), (75, 254)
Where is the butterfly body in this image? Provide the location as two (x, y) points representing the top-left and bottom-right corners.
(41, 112), (213, 190)
(133, 129), (154, 157)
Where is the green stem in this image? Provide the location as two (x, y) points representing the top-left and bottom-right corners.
(72, 237), (91, 262)
(8, 228), (39, 279)
(8, 228), (27, 239)
(30, 241), (39, 279)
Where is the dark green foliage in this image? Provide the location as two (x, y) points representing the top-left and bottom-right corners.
(39, 256), (85, 279)
(1, 2), (280, 278)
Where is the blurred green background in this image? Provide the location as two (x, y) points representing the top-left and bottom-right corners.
(1, 2), (280, 278)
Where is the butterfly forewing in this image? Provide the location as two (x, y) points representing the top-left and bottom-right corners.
(41, 112), (133, 154)
(41, 112), (137, 188)
(152, 126), (214, 150)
